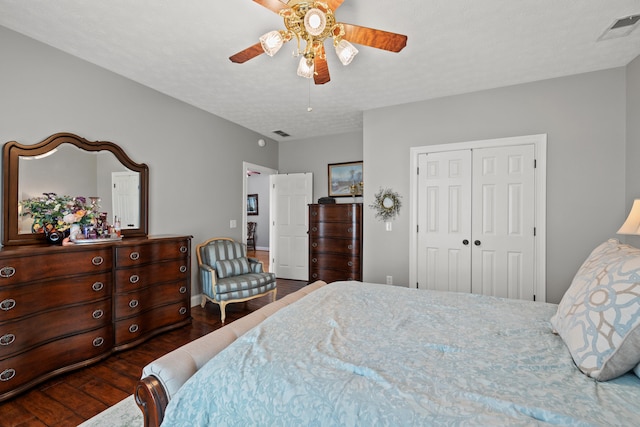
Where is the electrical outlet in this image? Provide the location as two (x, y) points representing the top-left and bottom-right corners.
(230, 220), (237, 228)
(386, 275), (393, 285)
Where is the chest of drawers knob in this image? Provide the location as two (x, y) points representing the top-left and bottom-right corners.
(179, 265), (187, 273)
(179, 286), (187, 294)
(0, 267), (16, 279)
(0, 368), (15, 382)
(0, 299), (16, 311)
(129, 299), (139, 308)
(91, 256), (104, 266)
(0, 334), (15, 346)
(180, 245), (188, 253)
(129, 275), (140, 284)
(92, 282), (104, 292)
(129, 252), (140, 261)
(179, 307), (187, 315)
(129, 324), (139, 333)
(92, 309), (104, 319)
(92, 337), (105, 347)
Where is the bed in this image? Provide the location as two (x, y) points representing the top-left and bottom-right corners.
(136, 239), (640, 426)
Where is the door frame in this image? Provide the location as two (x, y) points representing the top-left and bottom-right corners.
(409, 134), (547, 302)
(243, 162), (278, 250)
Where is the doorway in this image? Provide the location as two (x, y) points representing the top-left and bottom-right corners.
(243, 162), (277, 266)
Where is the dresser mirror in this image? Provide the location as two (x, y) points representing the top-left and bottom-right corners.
(2, 132), (149, 246)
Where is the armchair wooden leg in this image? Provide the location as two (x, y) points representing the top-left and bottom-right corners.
(219, 301), (227, 324)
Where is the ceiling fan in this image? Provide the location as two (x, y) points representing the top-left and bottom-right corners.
(229, 0), (408, 85)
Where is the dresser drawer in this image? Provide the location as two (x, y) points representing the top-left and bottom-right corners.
(309, 204), (361, 222)
(114, 259), (189, 293)
(0, 325), (113, 400)
(0, 299), (111, 358)
(309, 222), (360, 239)
(309, 268), (360, 283)
(0, 249), (112, 286)
(310, 253), (360, 273)
(114, 302), (190, 347)
(310, 237), (361, 255)
(115, 239), (190, 267)
(115, 281), (189, 319)
(0, 272), (112, 322)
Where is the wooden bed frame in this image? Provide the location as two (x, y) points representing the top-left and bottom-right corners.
(133, 280), (328, 427)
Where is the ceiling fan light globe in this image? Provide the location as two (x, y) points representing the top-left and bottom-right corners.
(260, 31), (284, 56)
(304, 8), (327, 36)
(297, 56), (315, 78)
(335, 39), (358, 65)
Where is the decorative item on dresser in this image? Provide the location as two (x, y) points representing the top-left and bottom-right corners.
(308, 203), (362, 283)
(0, 133), (190, 401)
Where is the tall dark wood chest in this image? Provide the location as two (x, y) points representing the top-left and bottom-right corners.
(308, 203), (362, 283)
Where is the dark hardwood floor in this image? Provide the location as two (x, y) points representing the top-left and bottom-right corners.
(0, 251), (307, 427)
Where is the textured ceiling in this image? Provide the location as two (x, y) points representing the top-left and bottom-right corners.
(1, 0), (639, 141)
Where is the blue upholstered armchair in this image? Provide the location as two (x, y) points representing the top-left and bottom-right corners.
(196, 237), (276, 323)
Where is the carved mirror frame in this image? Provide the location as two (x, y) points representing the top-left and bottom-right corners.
(2, 132), (149, 246)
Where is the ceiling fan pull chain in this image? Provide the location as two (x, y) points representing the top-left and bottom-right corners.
(307, 79), (313, 112)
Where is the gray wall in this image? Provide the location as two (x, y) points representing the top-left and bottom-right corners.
(363, 68), (628, 304)
(0, 26), (279, 296)
(624, 56), (640, 249)
(279, 131), (363, 203)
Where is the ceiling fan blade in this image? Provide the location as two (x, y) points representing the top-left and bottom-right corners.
(341, 23), (407, 52)
(314, 50), (330, 85)
(229, 42), (265, 63)
(325, 0), (346, 11)
(253, 0), (290, 14)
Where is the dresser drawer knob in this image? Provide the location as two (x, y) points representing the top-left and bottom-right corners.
(92, 282), (104, 292)
(0, 267), (16, 279)
(347, 244), (353, 249)
(92, 309), (104, 319)
(180, 245), (188, 253)
(0, 299), (16, 311)
(312, 211), (317, 216)
(179, 265), (187, 273)
(91, 256), (104, 266)
(179, 286), (187, 294)
(179, 307), (187, 315)
(129, 275), (140, 284)
(348, 261), (353, 267)
(0, 368), (15, 381)
(129, 324), (139, 333)
(347, 227), (353, 233)
(0, 334), (15, 346)
(129, 299), (139, 308)
(312, 273), (318, 279)
(312, 258), (317, 263)
(312, 227), (318, 232)
(92, 337), (104, 347)
(312, 242), (318, 248)
(129, 252), (140, 261)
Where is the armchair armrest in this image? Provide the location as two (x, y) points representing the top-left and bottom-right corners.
(248, 258), (264, 273)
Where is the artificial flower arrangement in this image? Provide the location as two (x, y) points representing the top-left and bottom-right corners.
(19, 192), (97, 233)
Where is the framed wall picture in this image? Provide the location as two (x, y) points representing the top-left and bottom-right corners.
(247, 194), (259, 215)
(328, 161), (363, 197)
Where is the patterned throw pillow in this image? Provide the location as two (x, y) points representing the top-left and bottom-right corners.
(215, 257), (250, 279)
(550, 239), (640, 381)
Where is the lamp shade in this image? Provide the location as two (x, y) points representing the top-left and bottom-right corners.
(618, 199), (640, 235)
(297, 56), (314, 78)
(260, 31), (284, 56)
(335, 39), (358, 65)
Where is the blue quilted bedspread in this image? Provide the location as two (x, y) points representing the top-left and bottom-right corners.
(162, 282), (640, 426)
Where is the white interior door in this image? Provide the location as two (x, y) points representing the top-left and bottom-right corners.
(417, 150), (472, 292)
(471, 145), (535, 300)
(270, 173), (313, 280)
(111, 171), (139, 228)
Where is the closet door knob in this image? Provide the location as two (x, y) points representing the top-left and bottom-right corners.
(474, 240), (481, 246)
(462, 240), (469, 245)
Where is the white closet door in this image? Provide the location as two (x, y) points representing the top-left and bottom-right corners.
(471, 145), (535, 300)
(417, 150), (472, 293)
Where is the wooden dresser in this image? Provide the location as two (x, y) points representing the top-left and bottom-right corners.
(0, 235), (191, 401)
(308, 203), (362, 283)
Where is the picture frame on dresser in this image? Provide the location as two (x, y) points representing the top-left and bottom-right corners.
(328, 161), (363, 197)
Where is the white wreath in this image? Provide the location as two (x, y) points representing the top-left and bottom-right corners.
(370, 188), (402, 222)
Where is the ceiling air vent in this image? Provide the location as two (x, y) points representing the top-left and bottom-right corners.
(273, 130), (290, 137)
(598, 14), (640, 41)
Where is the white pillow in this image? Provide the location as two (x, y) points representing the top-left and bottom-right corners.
(550, 239), (640, 381)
